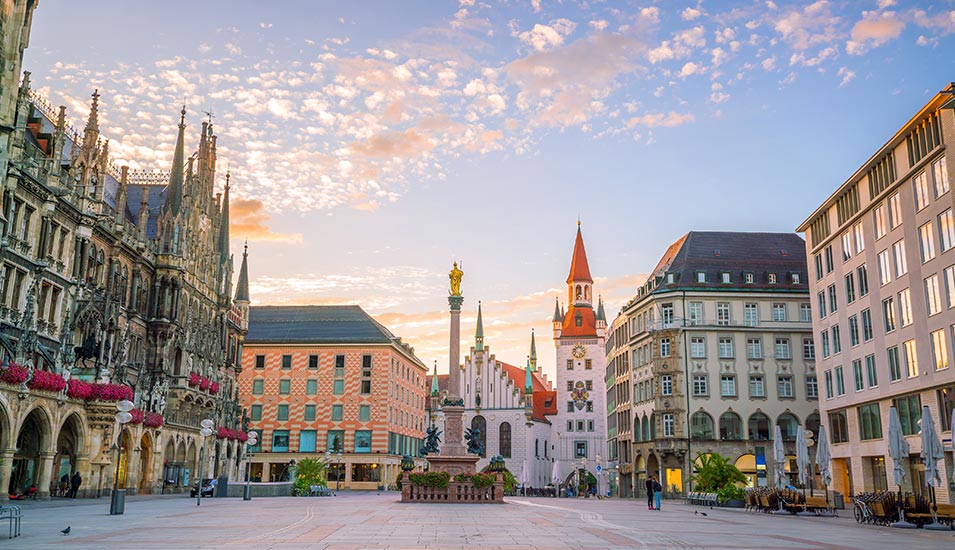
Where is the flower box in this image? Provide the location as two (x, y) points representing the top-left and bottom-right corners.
(28, 369), (67, 393)
(0, 365), (30, 385)
(188, 372), (201, 387)
(144, 412), (164, 428)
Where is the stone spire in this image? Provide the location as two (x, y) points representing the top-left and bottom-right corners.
(431, 361), (440, 396)
(596, 296), (606, 322)
(114, 166), (129, 227)
(235, 240), (250, 303)
(85, 89), (100, 133)
(552, 297), (562, 322)
(529, 329), (538, 371)
(474, 301), (484, 352)
(218, 170), (231, 263)
(163, 106), (187, 216)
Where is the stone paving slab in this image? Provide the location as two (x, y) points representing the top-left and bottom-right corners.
(1, 492), (953, 549)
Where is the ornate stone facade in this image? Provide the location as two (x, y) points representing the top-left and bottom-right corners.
(0, 1), (250, 500)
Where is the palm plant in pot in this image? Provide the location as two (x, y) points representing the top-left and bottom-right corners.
(691, 453), (748, 507)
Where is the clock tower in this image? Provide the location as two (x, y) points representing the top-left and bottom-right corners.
(553, 223), (607, 487)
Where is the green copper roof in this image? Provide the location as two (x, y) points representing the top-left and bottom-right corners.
(552, 297), (562, 322)
(475, 301), (484, 351)
(524, 357), (533, 394)
(529, 329), (537, 371)
(431, 363), (439, 396)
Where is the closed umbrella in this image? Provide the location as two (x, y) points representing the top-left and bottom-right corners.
(550, 460), (561, 498)
(773, 424), (787, 489)
(815, 425), (833, 515)
(951, 410), (955, 490)
(795, 426), (811, 515)
(519, 459), (530, 497)
(920, 405), (947, 530)
(887, 406), (914, 528)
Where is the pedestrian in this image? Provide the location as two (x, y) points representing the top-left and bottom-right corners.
(653, 477), (663, 511)
(59, 473), (69, 497)
(69, 471), (82, 499)
(645, 476), (655, 510)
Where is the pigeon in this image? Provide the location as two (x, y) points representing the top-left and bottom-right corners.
(61, 526), (71, 535)
(700, 512), (708, 517)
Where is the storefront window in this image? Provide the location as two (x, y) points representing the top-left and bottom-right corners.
(351, 463), (381, 482)
(354, 430), (372, 453)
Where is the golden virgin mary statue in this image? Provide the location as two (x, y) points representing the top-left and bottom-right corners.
(449, 262), (463, 296)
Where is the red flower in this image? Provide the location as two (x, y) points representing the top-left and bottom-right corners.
(188, 372), (201, 387)
(144, 412), (164, 428)
(67, 379), (93, 399)
(1, 365), (31, 385)
(199, 378), (211, 391)
(66, 380), (132, 402)
(129, 409), (145, 424)
(28, 369), (67, 392)
(209, 382), (220, 394)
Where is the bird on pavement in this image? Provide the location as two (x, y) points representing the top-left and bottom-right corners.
(61, 526), (71, 535)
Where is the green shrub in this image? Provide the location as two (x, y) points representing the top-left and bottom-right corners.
(408, 471), (450, 488)
(717, 484), (746, 504)
(292, 457), (327, 496)
(471, 473), (496, 488)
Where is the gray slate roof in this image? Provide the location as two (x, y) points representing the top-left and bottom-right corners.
(246, 305), (397, 344)
(655, 231), (808, 293)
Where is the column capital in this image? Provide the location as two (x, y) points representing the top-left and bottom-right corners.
(448, 295), (464, 311)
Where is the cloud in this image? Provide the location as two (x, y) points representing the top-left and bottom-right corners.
(230, 198), (304, 243)
(846, 11), (904, 55)
(680, 62), (700, 77)
(772, 0), (841, 50)
(627, 111), (695, 128)
(837, 66), (855, 87)
(682, 7), (702, 21)
(517, 19), (577, 52)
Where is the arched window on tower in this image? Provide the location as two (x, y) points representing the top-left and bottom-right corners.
(499, 422), (511, 458)
(576, 285), (582, 300)
(584, 285), (590, 301)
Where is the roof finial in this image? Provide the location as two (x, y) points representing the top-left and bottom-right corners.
(577, 216), (581, 227)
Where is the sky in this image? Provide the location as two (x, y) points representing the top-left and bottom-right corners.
(22, 1), (955, 383)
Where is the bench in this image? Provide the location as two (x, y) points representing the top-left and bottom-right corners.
(309, 485), (334, 497)
(686, 492), (718, 506)
(907, 503), (955, 527)
(0, 506), (21, 539)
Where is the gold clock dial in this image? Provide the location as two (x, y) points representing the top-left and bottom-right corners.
(572, 344), (587, 359)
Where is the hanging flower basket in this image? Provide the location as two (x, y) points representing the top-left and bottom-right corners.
(216, 427), (247, 441)
(209, 381), (220, 394)
(129, 409), (145, 424)
(0, 365), (30, 385)
(27, 369), (67, 393)
(188, 372), (201, 387)
(67, 379), (93, 399)
(66, 379), (133, 402)
(144, 412), (164, 428)
(199, 378), (211, 391)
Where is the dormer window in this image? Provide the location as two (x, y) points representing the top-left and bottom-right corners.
(744, 272), (755, 284)
(791, 273), (800, 284)
(666, 273), (674, 284)
(768, 273), (777, 284)
(721, 272), (731, 284)
(575, 312), (583, 327)
(697, 272), (706, 283)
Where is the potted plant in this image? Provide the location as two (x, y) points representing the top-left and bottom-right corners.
(717, 484), (747, 507)
(691, 452), (747, 507)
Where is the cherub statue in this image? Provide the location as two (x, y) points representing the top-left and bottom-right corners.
(464, 427), (484, 456)
(421, 425), (441, 456)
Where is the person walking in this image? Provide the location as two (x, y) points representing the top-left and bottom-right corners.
(652, 477), (663, 511)
(69, 471), (82, 499)
(645, 476), (655, 510)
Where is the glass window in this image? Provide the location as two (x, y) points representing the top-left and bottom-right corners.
(718, 337), (734, 358)
(499, 422), (512, 457)
(688, 302), (703, 325)
(882, 297), (896, 333)
(887, 346), (901, 382)
(718, 302), (731, 325)
(835, 366), (845, 396)
(944, 265), (955, 309)
(825, 245), (834, 273)
(327, 430), (344, 452)
(744, 303), (757, 326)
(842, 232), (853, 261)
(778, 376), (793, 398)
(720, 375), (736, 397)
(359, 405), (371, 422)
(691, 412), (714, 439)
(690, 337), (705, 358)
(279, 379), (291, 395)
(865, 354), (878, 387)
(306, 379), (318, 395)
(937, 385), (955, 429)
(874, 202), (887, 239)
(747, 337), (762, 359)
(828, 284), (838, 314)
(354, 430), (372, 453)
(775, 338), (790, 359)
(920, 221), (938, 263)
(829, 410), (849, 443)
(824, 370), (833, 399)
(815, 254), (824, 280)
(272, 430), (290, 452)
(333, 380), (344, 395)
(903, 339), (919, 378)
(252, 379), (264, 395)
(697, 272), (706, 283)
(254, 355), (265, 369)
(845, 274), (856, 304)
(853, 359), (864, 392)
(818, 291), (827, 319)
(721, 272), (731, 284)
(277, 404), (289, 421)
(931, 329), (949, 370)
(878, 250), (892, 285)
(660, 337), (671, 358)
(894, 394), (922, 436)
(848, 315), (860, 346)
(806, 375), (818, 398)
(858, 403), (883, 440)
(933, 156), (949, 196)
(662, 413), (675, 437)
(939, 209), (955, 252)
(332, 404), (343, 421)
(821, 331), (830, 358)
(914, 171), (931, 211)
(719, 412), (742, 440)
(857, 264), (869, 296)
(308, 355), (319, 369)
(832, 325), (842, 354)
(661, 374), (673, 395)
(861, 308), (874, 341)
(692, 374), (708, 396)
(748, 413), (770, 440)
(803, 338), (815, 360)
(281, 355), (292, 369)
(772, 303), (786, 321)
(800, 303), (812, 322)
(854, 222), (865, 253)
(898, 288), (913, 326)
(893, 240), (907, 277)
(925, 275), (942, 316)
(749, 375), (765, 397)
(888, 192), (902, 229)
(250, 404), (262, 421)
(299, 430), (317, 452)
(304, 404), (316, 421)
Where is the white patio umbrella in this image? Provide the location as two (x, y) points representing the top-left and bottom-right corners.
(951, 409), (955, 490)
(551, 460), (561, 485)
(773, 424), (787, 489)
(815, 425), (833, 515)
(920, 405), (947, 530)
(795, 426), (811, 515)
(519, 458), (530, 496)
(887, 406), (914, 528)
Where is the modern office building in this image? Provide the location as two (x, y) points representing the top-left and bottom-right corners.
(238, 305), (429, 489)
(610, 231), (817, 497)
(797, 84), (955, 503)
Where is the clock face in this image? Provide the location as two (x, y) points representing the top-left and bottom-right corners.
(572, 344), (587, 359)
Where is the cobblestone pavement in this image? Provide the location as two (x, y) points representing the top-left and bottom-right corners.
(2, 492), (953, 549)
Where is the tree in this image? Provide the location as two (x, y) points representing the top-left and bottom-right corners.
(691, 453), (747, 493)
(292, 457), (327, 495)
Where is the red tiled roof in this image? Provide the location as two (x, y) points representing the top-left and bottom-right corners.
(561, 305), (597, 337)
(428, 365), (556, 421)
(566, 227), (593, 284)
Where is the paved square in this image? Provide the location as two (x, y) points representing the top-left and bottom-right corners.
(5, 493), (953, 549)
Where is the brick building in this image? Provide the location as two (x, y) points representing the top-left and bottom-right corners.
(238, 305), (428, 489)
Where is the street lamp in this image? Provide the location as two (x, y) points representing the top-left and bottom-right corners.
(196, 419), (214, 506)
(243, 431), (258, 501)
(336, 452), (343, 491)
(109, 399), (134, 515)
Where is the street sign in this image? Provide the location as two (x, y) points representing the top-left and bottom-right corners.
(596, 465), (602, 473)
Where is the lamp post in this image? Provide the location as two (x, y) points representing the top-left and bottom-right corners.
(109, 399), (134, 515)
(243, 431), (258, 501)
(196, 419), (214, 506)
(336, 452), (343, 491)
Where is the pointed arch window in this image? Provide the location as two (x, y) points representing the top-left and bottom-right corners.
(499, 422), (511, 458)
(471, 415), (486, 457)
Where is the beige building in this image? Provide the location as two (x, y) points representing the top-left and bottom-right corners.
(797, 84), (955, 503)
(609, 232), (818, 497)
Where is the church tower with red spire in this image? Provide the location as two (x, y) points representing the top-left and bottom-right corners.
(553, 222), (608, 488)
